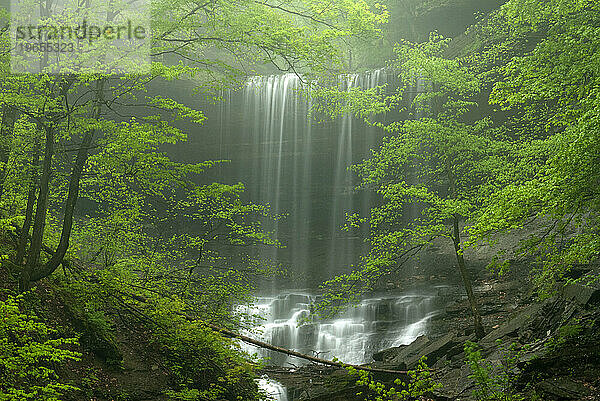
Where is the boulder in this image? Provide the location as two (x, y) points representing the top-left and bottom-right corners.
(372, 345), (406, 362)
(382, 335), (431, 369)
(378, 332), (463, 370)
(409, 332), (460, 367)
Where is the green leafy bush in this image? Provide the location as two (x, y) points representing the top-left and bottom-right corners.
(51, 281), (122, 366)
(464, 340), (525, 401)
(348, 357), (440, 401)
(148, 302), (261, 401)
(0, 293), (81, 401)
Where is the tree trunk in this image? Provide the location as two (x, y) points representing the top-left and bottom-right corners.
(121, 292), (413, 376)
(20, 124), (54, 291)
(206, 322), (410, 376)
(29, 78), (105, 283)
(15, 141), (41, 265)
(446, 161), (485, 339)
(0, 106), (18, 200)
(452, 215), (485, 339)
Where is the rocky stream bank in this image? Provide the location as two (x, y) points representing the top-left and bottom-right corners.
(265, 279), (600, 400)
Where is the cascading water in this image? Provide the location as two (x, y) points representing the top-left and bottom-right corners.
(257, 376), (288, 401)
(243, 74), (310, 268)
(238, 291), (439, 367)
(180, 69), (439, 398)
(238, 70), (391, 285)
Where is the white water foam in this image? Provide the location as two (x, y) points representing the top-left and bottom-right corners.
(238, 291), (438, 367)
(257, 376), (288, 401)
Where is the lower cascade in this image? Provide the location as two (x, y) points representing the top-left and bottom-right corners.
(239, 290), (440, 367)
(257, 376), (288, 401)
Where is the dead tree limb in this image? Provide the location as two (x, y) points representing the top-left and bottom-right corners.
(204, 322), (411, 375)
(10, 238), (414, 377)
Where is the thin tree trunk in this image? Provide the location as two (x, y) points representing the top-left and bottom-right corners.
(20, 124), (54, 291)
(447, 161), (485, 339)
(0, 106), (18, 200)
(30, 78), (105, 282)
(452, 215), (485, 339)
(15, 141), (41, 265)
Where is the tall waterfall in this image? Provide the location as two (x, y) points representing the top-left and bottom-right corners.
(233, 70), (391, 285)
(176, 70), (440, 398)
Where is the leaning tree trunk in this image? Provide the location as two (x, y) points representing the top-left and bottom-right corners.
(447, 162), (485, 339)
(452, 215), (485, 339)
(20, 123), (54, 291)
(15, 141), (41, 265)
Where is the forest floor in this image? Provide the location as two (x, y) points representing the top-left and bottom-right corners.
(0, 267), (171, 401)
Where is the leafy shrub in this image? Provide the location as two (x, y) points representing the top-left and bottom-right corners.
(0, 292), (81, 401)
(144, 296), (261, 401)
(348, 357), (440, 401)
(52, 282), (122, 366)
(464, 340), (525, 401)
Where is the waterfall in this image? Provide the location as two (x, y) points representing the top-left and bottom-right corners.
(328, 70), (387, 275)
(237, 70), (391, 285)
(205, 70), (438, 399)
(257, 376), (288, 401)
(243, 74), (309, 267)
(237, 291), (438, 367)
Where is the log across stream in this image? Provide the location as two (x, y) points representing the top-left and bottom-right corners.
(231, 289), (442, 400)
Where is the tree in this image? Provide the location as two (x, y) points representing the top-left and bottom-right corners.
(0, 0), (388, 291)
(317, 34), (515, 338)
(0, 1), (389, 397)
(466, 0), (600, 295)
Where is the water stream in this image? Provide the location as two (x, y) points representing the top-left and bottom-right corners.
(257, 376), (288, 401)
(239, 291), (438, 367)
(221, 70), (395, 285)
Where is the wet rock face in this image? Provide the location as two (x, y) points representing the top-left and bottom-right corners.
(374, 302), (393, 321)
(257, 278), (599, 401)
(479, 302), (544, 344)
(562, 282), (600, 306)
(296, 324), (316, 348)
(371, 331), (472, 374)
(537, 377), (594, 399)
(372, 345), (407, 362)
(432, 284), (600, 400)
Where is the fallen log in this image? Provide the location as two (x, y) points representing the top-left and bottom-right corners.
(204, 322), (412, 375)
(108, 281), (416, 376)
